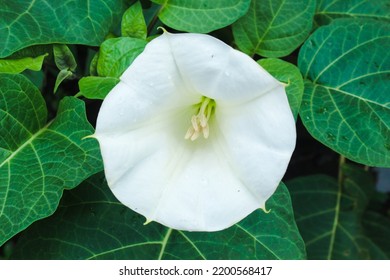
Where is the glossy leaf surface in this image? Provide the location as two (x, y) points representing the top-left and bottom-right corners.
(0, 74), (102, 246)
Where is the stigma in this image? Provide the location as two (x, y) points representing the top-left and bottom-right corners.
(185, 97), (215, 141)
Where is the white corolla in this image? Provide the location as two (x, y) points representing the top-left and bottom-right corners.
(94, 32), (296, 231)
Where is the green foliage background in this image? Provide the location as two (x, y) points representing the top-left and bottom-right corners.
(0, 0), (389, 260)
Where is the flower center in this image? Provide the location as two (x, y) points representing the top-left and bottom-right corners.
(185, 97), (216, 141)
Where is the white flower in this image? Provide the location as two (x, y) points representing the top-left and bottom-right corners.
(94, 32), (296, 232)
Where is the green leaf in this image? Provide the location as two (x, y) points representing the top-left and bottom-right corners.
(151, 0), (251, 33)
(232, 0), (316, 57)
(0, 0), (127, 58)
(362, 211), (390, 258)
(315, 0), (390, 28)
(122, 1), (147, 39)
(6, 45), (53, 60)
(0, 53), (48, 73)
(11, 173), (305, 260)
(0, 74), (102, 246)
(53, 69), (74, 93)
(97, 37), (147, 78)
(89, 52), (99, 76)
(258, 58), (304, 120)
(298, 19), (390, 167)
(53, 45), (77, 92)
(78, 76), (120, 99)
(53, 45), (77, 71)
(288, 164), (387, 259)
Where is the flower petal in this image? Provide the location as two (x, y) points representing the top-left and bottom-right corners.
(96, 34), (199, 135)
(214, 85), (296, 205)
(163, 32), (281, 104)
(96, 118), (264, 231)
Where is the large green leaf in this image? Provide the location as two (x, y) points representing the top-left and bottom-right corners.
(0, 74), (102, 246)
(97, 37), (147, 78)
(298, 19), (390, 167)
(0, 54), (48, 73)
(288, 164), (387, 259)
(151, 0), (250, 33)
(258, 58), (304, 120)
(315, 0), (390, 27)
(232, 0), (315, 57)
(0, 0), (127, 58)
(11, 173), (305, 259)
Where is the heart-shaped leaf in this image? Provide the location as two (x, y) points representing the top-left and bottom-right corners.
(298, 19), (390, 167)
(0, 74), (102, 246)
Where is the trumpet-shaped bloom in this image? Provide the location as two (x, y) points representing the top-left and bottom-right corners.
(95, 32), (296, 231)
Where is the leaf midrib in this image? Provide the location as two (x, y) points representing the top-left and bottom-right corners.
(0, 121), (52, 217)
(0, 120), (52, 169)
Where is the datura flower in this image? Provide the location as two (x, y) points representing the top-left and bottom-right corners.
(94, 32), (296, 232)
